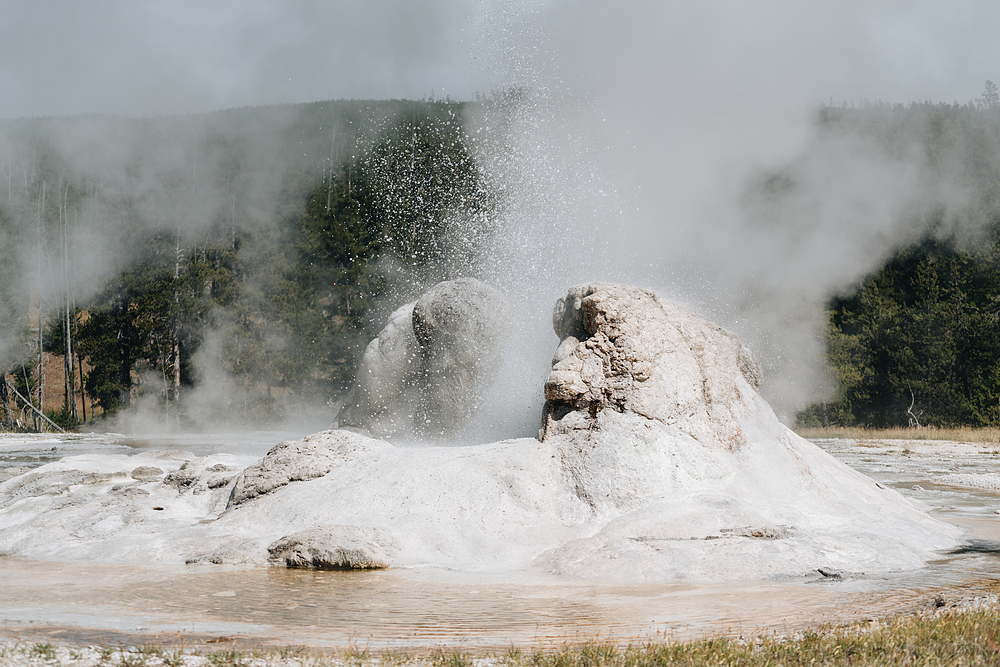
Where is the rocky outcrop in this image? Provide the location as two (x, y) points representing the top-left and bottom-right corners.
(540, 282), (769, 513)
(543, 282), (762, 443)
(0, 469), (86, 510)
(267, 526), (398, 570)
(228, 432), (388, 509)
(335, 278), (509, 439)
(163, 460), (237, 495)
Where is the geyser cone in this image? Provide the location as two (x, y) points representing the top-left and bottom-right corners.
(0, 283), (960, 583)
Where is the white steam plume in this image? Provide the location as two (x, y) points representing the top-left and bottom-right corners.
(460, 1), (986, 428)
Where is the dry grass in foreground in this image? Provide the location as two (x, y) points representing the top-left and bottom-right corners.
(794, 425), (1000, 444)
(2, 602), (1000, 667)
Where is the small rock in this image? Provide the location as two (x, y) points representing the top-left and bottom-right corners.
(162, 469), (200, 491)
(207, 474), (236, 489)
(130, 466), (164, 480)
(186, 540), (266, 565)
(267, 526), (398, 570)
(721, 526), (793, 540)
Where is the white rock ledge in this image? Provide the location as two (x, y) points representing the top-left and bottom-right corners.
(0, 283), (962, 583)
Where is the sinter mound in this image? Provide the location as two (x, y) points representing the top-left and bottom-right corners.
(0, 282), (960, 583)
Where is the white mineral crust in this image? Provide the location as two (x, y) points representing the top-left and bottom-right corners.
(0, 283), (961, 583)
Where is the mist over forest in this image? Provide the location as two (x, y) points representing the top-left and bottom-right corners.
(770, 87), (1000, 428)
(4, 81), (1000, 434)
(0, 97), (501, 432)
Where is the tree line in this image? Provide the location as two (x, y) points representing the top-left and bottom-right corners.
(798, 84), (1000, 428)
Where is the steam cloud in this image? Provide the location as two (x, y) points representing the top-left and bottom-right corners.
(469, 1), (996, 424)
(1, 1), (998, 432)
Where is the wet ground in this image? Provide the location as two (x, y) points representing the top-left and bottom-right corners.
(1, 434), (998, 650)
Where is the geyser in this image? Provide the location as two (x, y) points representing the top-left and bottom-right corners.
(0, 282), (960, 583)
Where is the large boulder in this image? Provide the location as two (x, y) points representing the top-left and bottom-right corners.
(333, 302), (419, 438)
(335, 278), (509, 439)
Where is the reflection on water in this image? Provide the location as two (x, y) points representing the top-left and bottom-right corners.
(1, 435), (999, 649)
(0, 433), (133, 469)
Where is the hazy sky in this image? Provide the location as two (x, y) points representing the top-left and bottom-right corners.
(1, 1), (998, 119)
(0, 0), (493, 118)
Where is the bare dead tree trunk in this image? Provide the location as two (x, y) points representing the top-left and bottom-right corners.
(61, 184), (77, 419)
(173, 231), (182, 406)
(77, 351), (86, 423)
(6, 378), (65, 433)
(172, 338), (181, 404)
(36, 180), (45, 427)
(907, 383), (922, 428)
(0, 374), (10, 430)
(68, 197), (78, 420)
(20, 364), (33, 429)
(326, 129), (336, 213)
(230, 190), (236, 250)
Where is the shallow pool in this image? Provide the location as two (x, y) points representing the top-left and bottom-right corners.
(1, 434), (998, 650)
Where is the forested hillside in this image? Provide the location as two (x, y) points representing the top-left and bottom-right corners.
(796, 90), (1000, 428)
(6, 89), (1000, 432)
(0, 97), (502, 430)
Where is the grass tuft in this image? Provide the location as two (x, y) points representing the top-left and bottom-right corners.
(428, 648), (472, 667)
(115, 649), (147, 667)
(509, 607), (1000, 667)
(204, 648), (247, 667)
(377, 648), (414, 666)
(2, 602), (999, 666)
(343, 643), (372, 666)
(29, 642), (57, 661)
(161, 649), (186, 667)
(275, 645), (302, 660)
